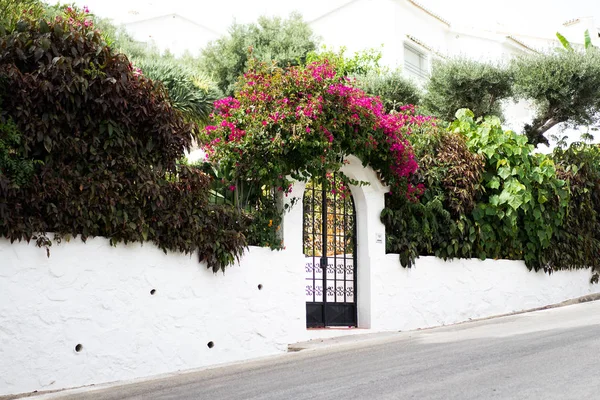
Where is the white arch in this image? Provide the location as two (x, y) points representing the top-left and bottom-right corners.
(282, 154), (389, 329)
(340, 155), (389, 328)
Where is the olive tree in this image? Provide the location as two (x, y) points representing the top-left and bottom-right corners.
(422, 58), (513, 122)
(511, 49), (600, 145)
(356, 70), (422, 112)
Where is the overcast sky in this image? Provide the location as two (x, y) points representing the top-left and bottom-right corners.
(69, 0), (600, 35)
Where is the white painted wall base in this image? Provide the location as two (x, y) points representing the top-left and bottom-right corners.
(1, 237), (599, 397)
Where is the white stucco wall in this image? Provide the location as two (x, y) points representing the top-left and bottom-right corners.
(371, 255), (600, 331)
(0, 238), (305, 396)
(2, 235), (600, 396)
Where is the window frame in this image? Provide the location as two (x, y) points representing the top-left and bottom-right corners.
(403, 42), (430, 80)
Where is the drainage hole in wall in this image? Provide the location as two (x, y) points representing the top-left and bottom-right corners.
(257, 284), (263, 290)
(207, 341), (214, 349)
(150, 289), (156, 295)
(75, 344), (83, 352)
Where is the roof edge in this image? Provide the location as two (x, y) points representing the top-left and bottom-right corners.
(405, 34), (447, 58)
(406, 0), (451, 27)
(506, 35), (539, 54)
(563, 18), (581, 27)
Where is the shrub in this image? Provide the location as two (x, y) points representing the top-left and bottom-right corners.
(546, 143), (600, 282)
(0, 7), (246, 271)
(0, 106), (37, 192)
(0, 0), (46, 34)
(450, 109), (569, 268)
(382, 119), (484, 266)
(382, 192), (454, 267)
(436, 132), (484, 217)
(384, 109), (570, 271)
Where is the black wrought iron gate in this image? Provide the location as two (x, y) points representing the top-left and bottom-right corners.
(303, 174), (357, 328)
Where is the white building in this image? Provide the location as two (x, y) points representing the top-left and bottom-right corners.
(80, 0), (598, 145)
(121, 12), (221, 56)
(305, 0), (598, 140)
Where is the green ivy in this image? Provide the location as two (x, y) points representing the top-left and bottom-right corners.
(451, 109), (569, 268)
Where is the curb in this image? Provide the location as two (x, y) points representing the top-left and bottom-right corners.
(287, 293), (600, 352)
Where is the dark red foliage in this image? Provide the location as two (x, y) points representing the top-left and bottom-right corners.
(0, 11), (246, 271)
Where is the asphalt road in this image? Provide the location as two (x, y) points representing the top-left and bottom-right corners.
(43, 301), (600, 400)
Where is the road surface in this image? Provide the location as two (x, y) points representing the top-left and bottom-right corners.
(42, 301), (600, 400)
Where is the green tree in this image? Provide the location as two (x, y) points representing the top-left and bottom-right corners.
(306, 46), (383, 77)
(511, 49), (600, 145)
(200, 12), (318, 96)
(422, 58), (513, 122)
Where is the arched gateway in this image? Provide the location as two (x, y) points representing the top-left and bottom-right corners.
(282, 155), (389, 330)
(303, 174), (357, 328)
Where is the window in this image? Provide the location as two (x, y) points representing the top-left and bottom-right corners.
(404, 44), (429, 80)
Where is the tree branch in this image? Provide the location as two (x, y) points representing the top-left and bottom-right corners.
(523, 116), (563, 146)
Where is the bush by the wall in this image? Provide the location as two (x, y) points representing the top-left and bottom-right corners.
(382, 115), (484, 266)
(453, 110), (569, 269)
(546, 142), (600, 282)
(384, 109), (570, 274)
(0, 7), (246, 271)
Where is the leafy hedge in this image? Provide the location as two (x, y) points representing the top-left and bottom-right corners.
(383, 108), (600, 282)
(0, 8), (246, 271)
(545, 143), (600, 283)
(382, 114), (484, 266)
(456, 110), (568, 268)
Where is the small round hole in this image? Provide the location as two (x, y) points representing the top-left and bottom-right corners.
(75, 344), (83, 352)
(207, 341), (214, 349)
(257, 284), (263, 290)
(150, 289), (156, 295)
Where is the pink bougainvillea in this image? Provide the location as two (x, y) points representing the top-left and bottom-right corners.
(202, 60), (437, 200)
